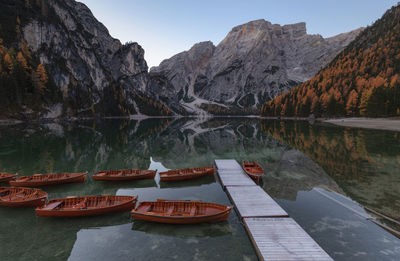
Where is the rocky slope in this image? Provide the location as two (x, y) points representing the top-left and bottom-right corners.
(0, 0), (172, 119)
(261, 3), (400, 118)
(149, 20), (362, 115)
(1, 0), (362, 118)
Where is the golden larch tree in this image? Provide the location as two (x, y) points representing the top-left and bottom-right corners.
(16, 52), (29, 70)
(346, 90), (358, 116)
(35, 64), (48, 94)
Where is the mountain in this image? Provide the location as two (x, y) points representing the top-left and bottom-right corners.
(0, 0), (362, 119)
(0, 0), (172, 120)
(261, 4), (400, 118)
(149, 20), (362, 115)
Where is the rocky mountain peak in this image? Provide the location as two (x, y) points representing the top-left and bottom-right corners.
(282, 22), (307, 38)
(228, 20), (307, 40)
(230, 19), (271, 34)
(149, 19), (362, 115)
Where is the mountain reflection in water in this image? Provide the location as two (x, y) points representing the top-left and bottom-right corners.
(0, 118), (399, 261)
(260, 119), (400, 221)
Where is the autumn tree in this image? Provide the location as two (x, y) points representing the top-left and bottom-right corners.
(34, 64), (48, 94)
(3, 53), (13, 71)
(16, 52), (29, 70)
(346, 90), (359, 116)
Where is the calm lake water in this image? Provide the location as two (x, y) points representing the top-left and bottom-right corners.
(0, 118), (399, 261)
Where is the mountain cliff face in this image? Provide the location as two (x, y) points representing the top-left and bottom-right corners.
(149, 20), (362, 115)
(0, 0), (172, 119)
(261, 4), (400, 118)
(1, 0), (362, 118)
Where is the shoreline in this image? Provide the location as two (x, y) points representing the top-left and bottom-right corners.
(323, 118), (400, 132)
(2, 115), (400, 132)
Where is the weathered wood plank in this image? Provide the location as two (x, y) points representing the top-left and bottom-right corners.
(226, 186), (288, 218)
(215, 159), (256, 187)
(215, 159), (242, 170)
(244, 218), (333, 261)
(218, 170), (256, 187)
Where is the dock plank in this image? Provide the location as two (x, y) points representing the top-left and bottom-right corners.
(215, 159), (256, 187)
(244, 218), (333, 261)
(226, 186), (288, 218)
(218, 169), (255, 187)
(215, 159), (242, 170)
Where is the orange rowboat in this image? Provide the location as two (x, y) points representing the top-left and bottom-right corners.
(242, 162), (264, 183)
(36, 195), (137, 217)
(0, 173), (17, 183)
(93, 169), (156, 181)
(159, 167), (215, 182)
(131, 199), (232, 224)
(0, 187), (48, 207)
(9, 172), (87, 187)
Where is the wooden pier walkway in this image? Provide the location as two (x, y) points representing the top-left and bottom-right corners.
(215, 159), (333, 261)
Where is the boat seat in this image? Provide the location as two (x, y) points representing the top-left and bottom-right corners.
(13, 192), (26, 199)
(42, 201), (63, 210)
(167, 205), (174, 215)
(19, 191), (38, 200)
(144, 205), (153, 212)
(189, 206), (197, 216)
(0, 189), (9, 196)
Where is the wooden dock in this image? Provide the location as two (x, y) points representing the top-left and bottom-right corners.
(226, 186), (288, 218)
(215, 159), (333, 261)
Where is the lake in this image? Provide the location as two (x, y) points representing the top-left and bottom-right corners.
(0, 118), (399, 261)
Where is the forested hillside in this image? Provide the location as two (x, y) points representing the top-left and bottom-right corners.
(0, 0), (172, 120)
(0, 39), (61, 118)
(0, 0), (61, 118)
(261, 4), (400, 117)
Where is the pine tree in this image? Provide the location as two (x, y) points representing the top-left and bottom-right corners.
(35, 64), (48, 94)
(359, 89), (372, 116)
(4, 53), (13, 71)
(346, 90), (358, 116)
(16, 52), (29, 70)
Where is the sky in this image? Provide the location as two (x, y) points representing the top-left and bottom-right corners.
(79, 0), (398, 68)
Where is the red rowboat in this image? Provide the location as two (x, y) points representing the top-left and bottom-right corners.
(131, 199), (232, 224)
(159, 167), (215, 182)
(0, 173), (17, 183)
(9, 172), (87, 187)
(93, 169), (156, 181)
(0, 187), (48, 207)
(36, 195), (137, 217)
(242, 162), (264, 183)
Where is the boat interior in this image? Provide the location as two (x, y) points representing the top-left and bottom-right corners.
(41, 196), (135, 211)
(135, 200), (227, 217)
(0, 188), (44, 201)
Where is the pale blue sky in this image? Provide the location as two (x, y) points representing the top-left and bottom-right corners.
(80, 0), (398, 68)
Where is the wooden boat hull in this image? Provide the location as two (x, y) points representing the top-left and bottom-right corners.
(36, 195), (137, 217)
(131, 200), (232, 224)
(247, 173), (261, 183)
(242, 162), (263, 183)
(10, 172), (87, 187)
(0, 187), (48, 207)
(93, 170), (156, 181)
(160, 167), (215, 182)
(0, 173), (17, 183)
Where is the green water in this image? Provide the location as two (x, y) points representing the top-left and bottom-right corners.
(0, 118), (399, 261)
